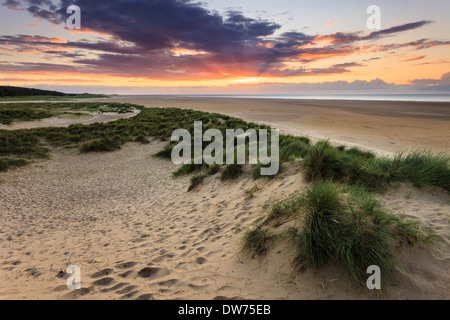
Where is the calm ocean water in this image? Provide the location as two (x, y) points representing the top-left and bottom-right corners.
(185, 94), (450, 102)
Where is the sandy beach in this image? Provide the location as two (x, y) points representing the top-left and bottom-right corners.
(80, 96), (450, 156)
(0, 97), (449, 300)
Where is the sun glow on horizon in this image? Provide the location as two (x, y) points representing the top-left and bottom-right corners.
(233, 77), (262, 83)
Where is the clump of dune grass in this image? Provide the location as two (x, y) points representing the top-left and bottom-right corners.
(0, 130), (48, 159)
(303, 140), (449, 192)
(347, 185), (435, 245)
(251, 162), (264, 180)
(251, 162), (280, 180)
(295, 181), (345, 269)
(206, 163), (220, 176)
(172, 163), (205, 177)
(153, 144), (174, 159)
(244, 185), (261, 199)
(345, 147), (376, 159)
(241, 225), (273, 257)
(387, 150), (450, 191)
(79, 138), (121, 153)
(134, 135), (149, 144)
(220, 164), (243, 181)
(277, 135), (310, 163)
(346, 155), (390, 191)
(302, 140), (345, 182)
(0, 158), (28, 172)
(188, 173), (206, 191)
(294, 181), (433, 286)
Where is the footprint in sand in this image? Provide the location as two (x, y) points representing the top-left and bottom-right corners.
(188, 283), (210, 290)
(90, 268), (114, 278)
(92, 277), (115, 286)
(195, 257), (207, 265)
(120, 290), (140, 299)
(137, 267), (161, 278)
(119, 270), (134, 278)
(135, 293), (154, 300)
(116, 285), (138, 295)
(100, 283), (128, 293)
(25, 267), (42, 278)
(158, 279), (179, 287)
(115, 261), (138, 269)
(61, 287), (93, 300)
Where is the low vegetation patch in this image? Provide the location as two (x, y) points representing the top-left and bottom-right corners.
(0, 158), (28, 172)
(387, 151), (450, 191)
(0, 102), (134, 125)
(241, 225), (274, 257)
(220, 164), (243, 181)
(188, 173), (207, 191)
(302, 140), (450, 192)
(79, 138), (122, 153)
(173, 163), (206, 177)
(0, 108), (54, 125)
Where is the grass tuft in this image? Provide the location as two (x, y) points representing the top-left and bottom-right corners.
(294, 181), (433, 286)
(388, 151), (450, 191)
(206, 163), (220, 176)
(241, 225), (273, 257)
(172, 163), (205, 177)
(220, 164), (243, 181)
(0, 158), (28, 172)
(153, 144), (174, 159)
(303, 140), (344, 182)
(79, 138), (121, 153)
(188, 173), (206, 191)
(135, 135), (150, 144)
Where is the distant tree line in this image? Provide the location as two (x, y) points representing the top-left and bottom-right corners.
(0, 86), (68, 97)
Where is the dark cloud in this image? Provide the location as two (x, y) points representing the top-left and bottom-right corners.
(274, 32), (315, 48)
(362, 20), (433, 41)
(47, 0), (280, 55)
(44, 50), (84, 58)
(2, 0), (21, 10)
(322, 21), (433, 45)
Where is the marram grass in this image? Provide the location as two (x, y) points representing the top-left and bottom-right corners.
(293, 181), (434, 286)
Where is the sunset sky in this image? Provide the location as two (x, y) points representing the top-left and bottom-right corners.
(1, 0), (450, 94)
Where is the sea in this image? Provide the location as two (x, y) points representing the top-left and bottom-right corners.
(182, 94), (450, 102)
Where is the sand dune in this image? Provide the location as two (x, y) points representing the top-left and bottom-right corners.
(1, 141), (448, 300)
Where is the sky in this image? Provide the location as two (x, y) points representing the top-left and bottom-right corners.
(0, 0), (449, 94)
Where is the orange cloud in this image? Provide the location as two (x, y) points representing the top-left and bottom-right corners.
(26, 19), (40, 27)
(171, 48), (208, 56)
(68, 28), (110, 37)
(324, 20), (338, 28)
(20, 36), (67, 43)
